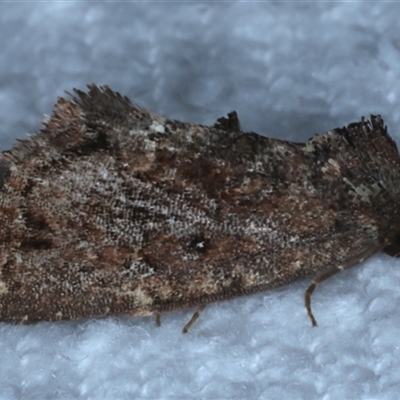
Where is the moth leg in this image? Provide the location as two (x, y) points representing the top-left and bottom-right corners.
(305, 267), (342, 327)
(155, 312), (161, 327)
(182, 305), (206, 333)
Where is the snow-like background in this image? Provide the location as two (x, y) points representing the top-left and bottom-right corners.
(1, 3), (400, 399)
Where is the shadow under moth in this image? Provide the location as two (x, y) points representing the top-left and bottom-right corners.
(0, 84), (399, 332)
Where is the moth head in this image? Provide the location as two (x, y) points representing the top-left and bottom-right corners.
(383, 233), (400, 257)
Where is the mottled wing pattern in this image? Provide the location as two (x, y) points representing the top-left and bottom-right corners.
(0, 84), (399, 325)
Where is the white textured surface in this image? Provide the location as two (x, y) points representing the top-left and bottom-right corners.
(1, 3), (400, 399)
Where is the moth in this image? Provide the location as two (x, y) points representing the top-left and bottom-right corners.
(0, 84), (399, 332)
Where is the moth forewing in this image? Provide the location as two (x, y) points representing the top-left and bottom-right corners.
(0, 85), (399, 331)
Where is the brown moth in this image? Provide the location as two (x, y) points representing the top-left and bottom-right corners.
(0, 84), (399, 332)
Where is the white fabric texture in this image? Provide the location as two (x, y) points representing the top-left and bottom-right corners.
(0, 3), (400, 399)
